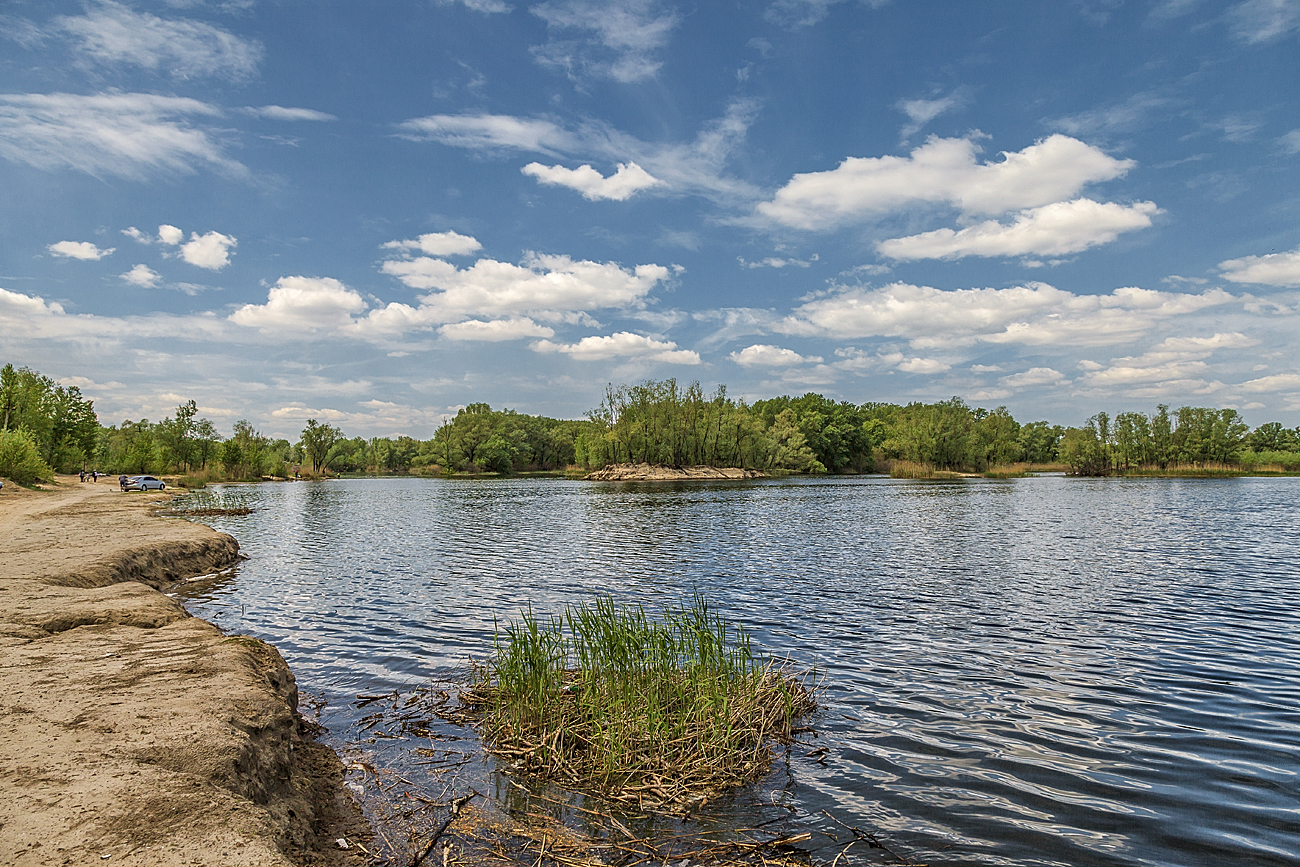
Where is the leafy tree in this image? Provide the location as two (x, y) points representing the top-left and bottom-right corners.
(300, 418), (343, 474)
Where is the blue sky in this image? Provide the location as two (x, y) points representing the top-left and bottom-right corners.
(2, 0), (1298, 439)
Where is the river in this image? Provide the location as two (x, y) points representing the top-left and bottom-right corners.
(177, 474), (1300, 866)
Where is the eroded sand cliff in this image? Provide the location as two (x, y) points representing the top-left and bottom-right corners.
(0, 478), (370, 866)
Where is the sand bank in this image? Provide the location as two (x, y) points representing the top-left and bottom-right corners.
(0, 477), (369, 866)
(584, 463), (766, 481)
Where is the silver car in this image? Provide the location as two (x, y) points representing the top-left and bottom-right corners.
(125, 475), (166, 491)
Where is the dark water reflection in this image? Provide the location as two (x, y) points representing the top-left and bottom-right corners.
(177, 475), (1300, 866)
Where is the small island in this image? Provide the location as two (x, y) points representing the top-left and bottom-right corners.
(585, 463), (766, 481)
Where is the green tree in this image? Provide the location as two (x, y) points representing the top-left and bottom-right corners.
(300, 418), (343, 474)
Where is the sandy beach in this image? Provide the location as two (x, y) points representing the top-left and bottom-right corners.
(0, 477), (370, 866)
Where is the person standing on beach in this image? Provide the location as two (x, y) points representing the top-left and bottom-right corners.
(119, 474), (128, 491)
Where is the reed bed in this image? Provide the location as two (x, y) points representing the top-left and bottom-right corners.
(460, 595), (816, 810)
(888, 460), (963, 480)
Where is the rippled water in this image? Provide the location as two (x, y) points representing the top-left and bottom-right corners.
(177, 475), (1300, 866)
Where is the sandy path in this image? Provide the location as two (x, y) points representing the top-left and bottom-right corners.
(0, 478), (370, 865)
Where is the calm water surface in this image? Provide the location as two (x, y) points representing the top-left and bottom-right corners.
(178, 475), (1300, 866)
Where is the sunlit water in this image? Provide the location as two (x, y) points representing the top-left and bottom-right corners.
(176, 475), (1300, 866)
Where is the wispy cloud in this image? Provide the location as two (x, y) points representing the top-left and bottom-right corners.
(531, 0), (680, 82)
(241, 105), (337, 122)
(0, 93), (244, 180)
(53, 1), (263, 81)
(399, 100), (760, 202)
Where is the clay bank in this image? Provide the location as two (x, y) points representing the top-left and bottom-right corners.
(0, 477), (368, 866)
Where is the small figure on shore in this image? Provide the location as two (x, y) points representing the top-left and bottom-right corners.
(119, 474), (128, 491)
(91, 471), (99, 482)
(79, 471), (85, 483)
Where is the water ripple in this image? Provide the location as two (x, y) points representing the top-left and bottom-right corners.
(179, 475), (1300, 867)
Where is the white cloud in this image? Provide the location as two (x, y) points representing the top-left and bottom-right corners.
(438, 318), (555, 341)
(877, 199), (1159, 260)
(435, 0), (512, 12)
(522, 161), (662, 200)
(531, 0), (680, 82)
(1217, 244), (1300, 287)
(1280, 130), (1300, 154)
(763, 0), (888, 29)
(121, 264), (161, 287)
(778, 281), (1236, 348)
(1048, 91), (1176, 139)
(230, 276), (366, 331)
(738, 255), (816, 268)
(532, 331), (700, 364)
(242, 105), (337, 122)
(729, 344), (823, 367)
(999, 367), (1069, 388)
(758, 134), (1134, 230)
(180, 231), (236, 269)
(379, 251), (670, 322)
(1238, 373), (1300, 392)
(1229, 0), (1300, 43)
(897, 93), (964, 140)
(48, 240), (114, 260)
(0, 92), (243, 180)
(1074, 333), (1258, 388)
(53, 1), (263, 80)
(122, 227), (151, 244)
(158, 224), (184, 245)
(399, 100), (759, 202)
(382, 231), (482, 257)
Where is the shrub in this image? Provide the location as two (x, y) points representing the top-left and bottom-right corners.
(0, 428), (54, 485)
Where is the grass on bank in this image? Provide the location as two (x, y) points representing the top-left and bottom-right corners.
(460, 594), (816, 811)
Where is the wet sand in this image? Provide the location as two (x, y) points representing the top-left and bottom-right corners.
(0, 477), (370, 866)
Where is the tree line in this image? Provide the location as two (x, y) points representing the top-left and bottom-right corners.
(3, 364), (1299, 484)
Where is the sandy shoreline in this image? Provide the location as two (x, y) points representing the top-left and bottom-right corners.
(0, 477), (370, 866)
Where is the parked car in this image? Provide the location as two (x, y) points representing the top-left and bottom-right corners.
(125, 475), (166, 491)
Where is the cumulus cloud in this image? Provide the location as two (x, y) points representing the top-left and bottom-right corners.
(158, 224), (184, 245)
(379, 251), (670, 322)
(438, 317), (555, 341)
(531, 0), (680, 82)
(877, 199), (1159, 260)
(48, 240), (114, 260)
(778, 281), (1236, 348)
(0, 92), (243, 180)
(1217, 244), (1300, 287)
(521, 161), (662, 200)
(53, 1), (263, 80)
(242, 105), (337, 122)
(230, 276), (366, 331)
(121, 264), (162, 287)
(382, 231), (482, 257)
(532, 332), (699, 364)
(180, 231), (236, 270)
(758, 134), (1134, 230)
(729, 344), (823, 367)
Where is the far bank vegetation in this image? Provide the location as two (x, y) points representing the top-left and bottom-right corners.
(4, 362), (1299, 483)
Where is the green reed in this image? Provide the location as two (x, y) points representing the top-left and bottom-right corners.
(463, 594), (815, 809)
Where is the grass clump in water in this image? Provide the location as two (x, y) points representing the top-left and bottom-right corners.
(460, 594), (816, 811)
